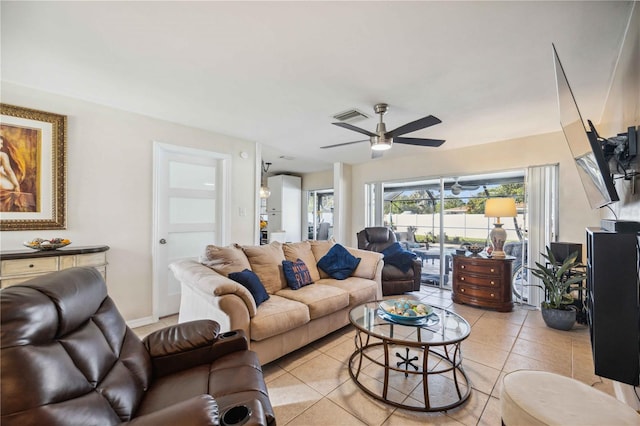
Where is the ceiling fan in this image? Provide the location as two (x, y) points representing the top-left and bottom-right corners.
(450, 178), (480, 195)
(321, 103), (445, 158)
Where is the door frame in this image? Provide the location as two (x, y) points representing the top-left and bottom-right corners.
(152, 141), (231, 321)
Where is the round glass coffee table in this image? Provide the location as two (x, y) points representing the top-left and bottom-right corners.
(348, 301), (471, 412)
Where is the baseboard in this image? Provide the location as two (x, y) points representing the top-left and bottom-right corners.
(126, 316), (158, 329)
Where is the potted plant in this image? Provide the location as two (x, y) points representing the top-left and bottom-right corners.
(528, 246), (586, 330)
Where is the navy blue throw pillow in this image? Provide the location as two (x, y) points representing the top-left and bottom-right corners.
(317, 244), (361, 280)
(382, 242), (417, 273)
(282, 259), (314, 290)
(228, 269), (270, 307)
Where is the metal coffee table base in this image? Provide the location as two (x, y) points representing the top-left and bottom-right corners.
(349, 331), (471, 412)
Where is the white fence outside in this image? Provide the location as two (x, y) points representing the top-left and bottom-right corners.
(387, 212), (526, 243)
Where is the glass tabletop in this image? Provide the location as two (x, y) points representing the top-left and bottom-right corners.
(349, 301), (471, 345)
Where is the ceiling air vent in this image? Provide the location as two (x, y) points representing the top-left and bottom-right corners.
(332, 108), (369, 123)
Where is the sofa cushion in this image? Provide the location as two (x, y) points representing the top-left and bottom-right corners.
(346, 248), (382, 280)
(242, 242), (287, 294)
(250, 295), (310, 341)
(228, 269), (270, 307)
(282, 259), (314, 290)
(316, 277), (378, 307)
(317, 244), (361, 280)
(276, 284), (349, 320)
(310, 239), (335, 279)
(283, 241), (321, 282)
(202, 244), (251, 277)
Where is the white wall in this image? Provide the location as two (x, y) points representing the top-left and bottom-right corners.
(599, 2), (639, 223)
(1, 82), (257, 322)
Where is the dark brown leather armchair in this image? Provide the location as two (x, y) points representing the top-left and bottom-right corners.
(0, 267), (275, 426)
(357, 227), (421, 296)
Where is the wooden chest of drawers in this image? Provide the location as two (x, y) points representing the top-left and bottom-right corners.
(0, 245), (109, 288)
(452, 255), (514, 312)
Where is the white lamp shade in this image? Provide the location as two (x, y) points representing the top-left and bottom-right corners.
(485, 198), (517, 218)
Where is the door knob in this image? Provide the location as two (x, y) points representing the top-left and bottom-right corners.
(159, 239), (167, 244)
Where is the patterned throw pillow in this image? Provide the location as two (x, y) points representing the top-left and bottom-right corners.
(282, 259), (314, 290)
(228, 269), (270, 307)
(317, 243), (361, 280)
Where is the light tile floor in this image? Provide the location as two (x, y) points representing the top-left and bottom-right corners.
(134, 285), (615, 426)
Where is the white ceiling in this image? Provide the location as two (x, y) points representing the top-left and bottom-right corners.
(1, 1), (634, 174)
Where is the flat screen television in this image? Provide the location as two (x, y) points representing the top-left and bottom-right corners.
(553, 44), (619, 209)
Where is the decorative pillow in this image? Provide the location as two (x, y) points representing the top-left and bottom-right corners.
(202, 244), (251, 277)
(241, 242), (287, 294)
(381, 242), (417, 273)
(310, 238), (336, 279)
(317, 243), (361, 280)
(228, 269), (270, 307)
(282, 259), (314, 290)
(283, 241), (321, 282)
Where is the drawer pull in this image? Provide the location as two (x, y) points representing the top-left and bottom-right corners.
(490, 281), (495, 285)
(460, 277), (465, 281)
(490, 293), (495, 297)
(29, 264), (34, 268)
(460, 288), (465, 292)
(461, 265), (465, 269)
(490, 268), (495, 272)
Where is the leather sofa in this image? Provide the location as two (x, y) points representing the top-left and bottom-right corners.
(357, 227), (422, 296)
(0, 267), (275, 426)
(170, 239), (383, 365)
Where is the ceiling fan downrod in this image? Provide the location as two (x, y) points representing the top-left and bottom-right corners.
(372, 103), (392, 151)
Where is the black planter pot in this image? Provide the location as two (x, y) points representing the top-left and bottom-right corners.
(541, 307), (576, 331)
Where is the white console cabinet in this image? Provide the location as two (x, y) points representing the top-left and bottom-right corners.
(0, 245), (109, 288)
(266, 175), (301, 243)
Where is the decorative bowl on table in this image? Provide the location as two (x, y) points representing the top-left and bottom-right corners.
(23, 238), (71, 251)
(467, 244), (485, 255)
(378, 299), (433, 324)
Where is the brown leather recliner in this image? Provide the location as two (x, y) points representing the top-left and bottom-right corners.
(357, 227), (421, 296)
(0, 267), (276, 426)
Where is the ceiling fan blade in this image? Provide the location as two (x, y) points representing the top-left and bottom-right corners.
(371, 150), (384, 159)
(320, 139), (369, 149)
(393, 137), (446, 147)
(332, 122), (377, 137)
(386, 115), (442, 137)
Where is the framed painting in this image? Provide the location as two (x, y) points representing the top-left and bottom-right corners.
(0, 104), (67, 230)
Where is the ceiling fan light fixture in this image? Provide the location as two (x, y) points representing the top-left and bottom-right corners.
(370, 136), (392, 151)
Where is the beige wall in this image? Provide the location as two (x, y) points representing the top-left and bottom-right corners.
(1, 83), (257, 322)
(301, 170), (333, 191)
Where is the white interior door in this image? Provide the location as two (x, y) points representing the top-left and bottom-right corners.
(153, 143), (228, 318)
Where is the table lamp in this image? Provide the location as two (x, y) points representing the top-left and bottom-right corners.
(485, 198), (516, 258)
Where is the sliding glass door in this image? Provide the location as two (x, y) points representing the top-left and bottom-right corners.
(369, 170), (534, 297)
(307, 189), (334, 240)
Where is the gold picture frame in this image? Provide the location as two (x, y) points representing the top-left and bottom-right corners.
(0, 104), (67, 230)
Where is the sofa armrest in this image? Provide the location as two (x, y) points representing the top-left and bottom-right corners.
(124, 395), (219, 426)
(143, 320), (249, 377)
(170, 259), (257, 316)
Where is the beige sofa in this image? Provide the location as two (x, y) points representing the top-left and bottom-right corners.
(170, 240), (383, 365)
